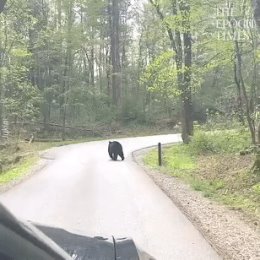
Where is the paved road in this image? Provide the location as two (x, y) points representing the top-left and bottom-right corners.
(0, 134), (221, 260)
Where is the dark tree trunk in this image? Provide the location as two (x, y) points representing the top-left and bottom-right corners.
(110, 0), (121, 107)
(0, 0), (6, 13)
(253, 0), (260, 27)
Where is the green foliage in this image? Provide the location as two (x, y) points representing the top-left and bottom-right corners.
(4, 65), (41, 121)
(141, 50), (180, 97)
(11, 49), (32, 58)
(189, 129), (251, 154)
(0, 0), (259, 138)
(120, 96), (146, 123)
(189, 131), (219, 154)
(252, 183), (260, 195)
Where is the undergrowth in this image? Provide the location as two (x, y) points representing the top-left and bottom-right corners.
(144, 129), (260, 219)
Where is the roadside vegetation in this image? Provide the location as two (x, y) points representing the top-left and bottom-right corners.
(144, 127), (260, 221)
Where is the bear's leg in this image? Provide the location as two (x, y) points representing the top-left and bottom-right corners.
(113, 153), (118, 160)
(108, 145), (113, 159)
(119, 151), (124, 160)
(108, 151), (113, 160)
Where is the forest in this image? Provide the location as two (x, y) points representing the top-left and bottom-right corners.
(0, 0), (258, 143)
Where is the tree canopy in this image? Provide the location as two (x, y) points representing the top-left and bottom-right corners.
(0, 0), (258, 142)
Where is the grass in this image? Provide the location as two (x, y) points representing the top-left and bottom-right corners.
(0, 156), (37, 185)
(144, 145), (196, 170)
(253, 183), (260, 195)
(143, 129), (260, 219)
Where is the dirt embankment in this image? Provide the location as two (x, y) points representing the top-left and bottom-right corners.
(133, 149), (260, 260)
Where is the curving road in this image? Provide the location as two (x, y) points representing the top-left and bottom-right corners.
(0, 134), (221, 260)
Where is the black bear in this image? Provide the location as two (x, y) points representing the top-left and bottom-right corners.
(108, 141), (124, 161)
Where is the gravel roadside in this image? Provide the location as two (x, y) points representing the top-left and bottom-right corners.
(133, 148), (260, 260)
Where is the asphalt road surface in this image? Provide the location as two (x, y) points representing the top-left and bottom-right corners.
(0, 134), (221, 260)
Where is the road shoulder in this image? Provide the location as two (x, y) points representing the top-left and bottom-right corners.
(133, 148), (260, 260)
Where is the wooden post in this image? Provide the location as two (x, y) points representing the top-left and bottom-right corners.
(158, 142), (162, 166)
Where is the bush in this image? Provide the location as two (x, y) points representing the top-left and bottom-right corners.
(197, 116), (243, 131)
(189, 131), (218, 154)
(189, 129), (251, 155)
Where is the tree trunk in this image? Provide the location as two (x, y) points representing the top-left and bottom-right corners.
(61, 0), (74, 140)
(0, 15), (7, 141)
(0, 0), (6, 13)
(252, 0), (260, 173)
(110, 0), (121, 107)
(234, 40), (256, 144)
(105, 45), (111, 98)
(253, 0), (260, 27)
(0, 72), (4, 141)
(233, 58), (245, 124)
(181, 0), (193, 137)
(150, 0), (193, 143)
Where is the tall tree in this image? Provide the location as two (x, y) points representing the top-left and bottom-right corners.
(149, 0), (193, 143)
(109, 0), (122, 108)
